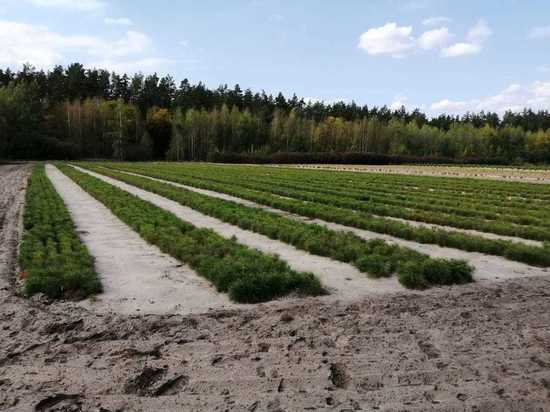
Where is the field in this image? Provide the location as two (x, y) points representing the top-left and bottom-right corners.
(287, 164), (550, 184)
(1, 162), (550, 410)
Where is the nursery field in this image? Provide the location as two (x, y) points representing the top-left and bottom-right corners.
(92, 161), (550, 266)
(288, 163), (550, 184)
(2, 161), (550, 411)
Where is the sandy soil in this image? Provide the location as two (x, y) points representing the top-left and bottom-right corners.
(106, 169), (550, 284)
(2, 164), (550, 411)
(70, 165), (407, 299)
(46, 165), (234, 316)
(283, 164), (550, 184)
(380, 215), (543, 247)
(0, 164), (30, 289)
(2, 275), (550, 411)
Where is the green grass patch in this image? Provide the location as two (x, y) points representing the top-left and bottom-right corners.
(19, 164), (101, 299)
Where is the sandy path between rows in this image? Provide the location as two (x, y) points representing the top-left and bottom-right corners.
(46, 165), (234, 315)
(70, 165), (407, 299)
(379, 215), (543, 247)
(106, 169), (550, 283)
(112, 168), (542, 247)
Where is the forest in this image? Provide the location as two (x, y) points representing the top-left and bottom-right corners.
(1, 63), (549, 163)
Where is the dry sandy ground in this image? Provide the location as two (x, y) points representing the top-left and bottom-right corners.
(2, 164), (550, 411)
(284, 164), (550, 184)
(106, 168), (550, 284)
(3, 270), (550, 410)
(0, 163), (30, 289)
(379, 215), (543, 247)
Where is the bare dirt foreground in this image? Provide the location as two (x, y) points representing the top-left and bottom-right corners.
(1, 165), (550, 411)
(0, 163), (30, 290)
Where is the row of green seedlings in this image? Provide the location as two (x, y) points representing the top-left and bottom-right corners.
(304, 165), (550, 199)
(198, 163), (550, 221)
(292, 169), (550, 211)
(192, 165), (550, 254)
(19, 164), (101, 299)
(240, 168), (550, 223)
(100, 162), (550, 267)
(153, 165), (550, 241)
(58, 165), (323, 303)
(197, 170), (550, 227)
(163, 165), (550, 241)
(302, 164), (550, 193)
(77, 163), (474, 289)
(166, 162), (550, 206)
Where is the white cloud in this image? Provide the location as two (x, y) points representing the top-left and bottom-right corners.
(388, 94), (425, 111)
(389, 95), (409, 110)
(359, 20), (490, 58)
(441, 19), (491, 58)
(102, 31), (152, 58)
(24, 0), (105, 11)
(529, 26), (550, 39)
(418, 27), (450, 50)
(430, 81), (550, 115)
(0, 20), (164, 71)
(104, 17), (133, 26)
(467, 19), (492, 43)
(441, 42), (481, 57)
(0, 21), (95, 67)
(358, 22), (415, 58)
(422, 16), (451, 26)
(430, 99), (471, 113)
(304, 97), (351, 105)
(90, 57), (173, 73)
(533, 81), (550, 97)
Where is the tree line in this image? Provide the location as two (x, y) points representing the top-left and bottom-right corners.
(0, 63), (549, 163)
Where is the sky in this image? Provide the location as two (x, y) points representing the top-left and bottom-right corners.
(0, 0), (549, 116)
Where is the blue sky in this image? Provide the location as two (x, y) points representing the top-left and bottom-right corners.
(1, 0), (549, 115)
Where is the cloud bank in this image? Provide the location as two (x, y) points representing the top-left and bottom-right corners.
(0, 20), (168, 72)
(358, 19), (491, 58)
(431, 81), (550, 115)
